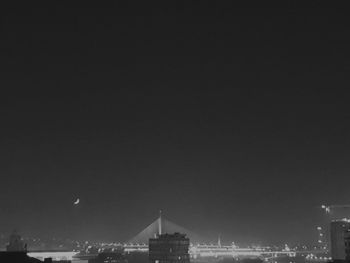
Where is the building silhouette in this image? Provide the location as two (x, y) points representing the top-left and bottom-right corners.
(6, 230), (27, 252)
(344, 230), (350, 261)
(330, 220), (350, 260)
(149, 233), (190, 263)
(0, 231), (51, 263)
(0, 252), (45, 263)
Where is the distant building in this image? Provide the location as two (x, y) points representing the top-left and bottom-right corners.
(6, 231), (27, 252)
(149, 233), (190, 263)
(330, 220), (350, 260)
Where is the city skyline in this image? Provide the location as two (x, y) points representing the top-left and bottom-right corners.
(1, 2), (350, 245)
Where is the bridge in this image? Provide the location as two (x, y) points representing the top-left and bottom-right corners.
(128, 212), (203, 244)
(124, 213), (304, 259)
(27, 214), (328, 261)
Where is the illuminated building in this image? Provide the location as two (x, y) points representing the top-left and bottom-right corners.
(149, 233), (190, 263)
(330, 220), (350, 260)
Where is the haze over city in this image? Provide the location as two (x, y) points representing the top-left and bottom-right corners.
(1, 2), (350, 248)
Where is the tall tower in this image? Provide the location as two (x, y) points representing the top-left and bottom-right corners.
(218, 234), (221, 247)
(158, 210), (162, 236)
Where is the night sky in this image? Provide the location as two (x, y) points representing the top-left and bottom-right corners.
(1, 2), (350, 245)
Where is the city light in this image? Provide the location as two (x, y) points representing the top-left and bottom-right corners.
(321, 205), (330, 213)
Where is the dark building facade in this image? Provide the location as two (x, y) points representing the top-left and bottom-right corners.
(344, 230), (350, 261)
(330, 220), (350, 260)
(149, 233), (190, 263)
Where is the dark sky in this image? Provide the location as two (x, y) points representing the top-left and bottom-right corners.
(1, 2), (350, 245)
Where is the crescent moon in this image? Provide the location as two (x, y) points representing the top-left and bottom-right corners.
(74, 198), (80, 205)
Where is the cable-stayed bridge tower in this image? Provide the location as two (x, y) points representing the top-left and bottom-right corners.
(158, 210), (162, 235)
(128, 211), (202, 244)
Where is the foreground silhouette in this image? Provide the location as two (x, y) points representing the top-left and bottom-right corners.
(0, 251), (49, 263)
